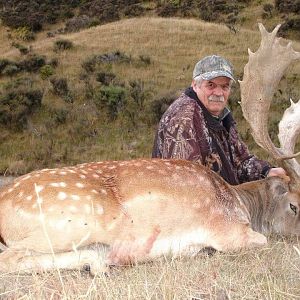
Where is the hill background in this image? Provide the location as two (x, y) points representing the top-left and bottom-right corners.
(0, 0), (299, 175)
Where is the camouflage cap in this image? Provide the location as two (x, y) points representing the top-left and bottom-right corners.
(192, 55), (235, 81)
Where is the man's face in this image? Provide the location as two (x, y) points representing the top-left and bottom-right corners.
(192, 76), (231, 116)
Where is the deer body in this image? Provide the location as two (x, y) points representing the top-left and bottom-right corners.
(0, 159), (271, 274)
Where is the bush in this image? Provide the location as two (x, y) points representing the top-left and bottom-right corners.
(94, 85), (126, 120)
(40, 64), (55, 79)
(2, 64), (20, 76)
(82, 56), (97, 73)
(13, 27), (35, 41)
(275, 0), (300, 13)
(50, 107), (68, 124)
(0, 0), (82, 31)
(129, 79), (147, 109)
(50, 77), (69, 96)
(150, 92), (177, 123)
(0, 88), (43, 130)
(139, 55), (151, 65)
(64, 15), (92, 32)
(0, 59), (11, 73)
(54, 39), (74, 51)
(262, 3), (274, 18)
(279, 16), (300, 37)
(96, 72), (116, 85)
(18, 55), (46, 72)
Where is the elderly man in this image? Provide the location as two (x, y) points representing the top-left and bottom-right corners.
(152, 55), (285, 185)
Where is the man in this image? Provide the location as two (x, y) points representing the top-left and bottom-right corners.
(152, 55), (285, 185)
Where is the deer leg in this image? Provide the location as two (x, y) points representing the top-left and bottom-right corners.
(107, 226), (161, 265)
(211, 224), (267, 252)
(0, 244), (110, 275)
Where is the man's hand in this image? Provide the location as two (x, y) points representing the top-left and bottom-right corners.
(267, 167), (287, 178)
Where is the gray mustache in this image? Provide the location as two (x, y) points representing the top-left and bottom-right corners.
(208, 95), (225, 102)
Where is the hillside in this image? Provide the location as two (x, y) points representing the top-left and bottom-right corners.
(0, 8), (300, 175)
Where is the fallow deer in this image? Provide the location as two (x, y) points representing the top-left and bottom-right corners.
(0, 24), (299, 275)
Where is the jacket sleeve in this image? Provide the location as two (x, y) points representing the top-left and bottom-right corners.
(153, 107), (204, 164)
(229, 123), (271, 183)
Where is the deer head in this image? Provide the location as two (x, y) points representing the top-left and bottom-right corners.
(239, 23), (300, 191)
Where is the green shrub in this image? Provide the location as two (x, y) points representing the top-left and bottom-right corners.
(13, 27), (35, 41)
(40, 64), (55, 79)
(54, 39), (74, 51)
(0, 89), (43, 130)
(94, 85), (126, 120)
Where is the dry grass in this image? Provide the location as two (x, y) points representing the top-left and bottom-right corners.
(0, 237), (300, 299)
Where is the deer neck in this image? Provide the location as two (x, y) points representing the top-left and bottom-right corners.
(234, 180), (275, 234)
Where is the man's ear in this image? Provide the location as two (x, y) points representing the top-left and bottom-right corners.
(191, 80), (197, 90)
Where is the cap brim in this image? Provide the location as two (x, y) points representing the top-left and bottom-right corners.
(198, 71), (236, 82)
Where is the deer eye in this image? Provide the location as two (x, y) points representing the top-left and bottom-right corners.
(290, 203), (298, 215)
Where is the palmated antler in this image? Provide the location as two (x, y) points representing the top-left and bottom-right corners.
(239, 23), (300, 188)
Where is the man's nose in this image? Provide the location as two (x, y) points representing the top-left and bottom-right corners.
(214, 85), (223, 95)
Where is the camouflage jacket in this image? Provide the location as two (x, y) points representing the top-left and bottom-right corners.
(152, 87), (271, 185)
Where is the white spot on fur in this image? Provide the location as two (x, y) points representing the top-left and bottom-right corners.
(100, 189), (107, 195)
(92, 174), (100, 179)
(14, 182), (20, 188)
(76, 182), (85, 188)
(50, 183), (60, 187)
(26, 195), (33, 201)
(79, 175), (86, 179)
(71, 194), (80, 201)
(91, 189), (98, 194)
(108, 166), (116, 170)
(58, 191), (67, 200)
(7, 188), (14, 193)
(59, 171), (67, 175)
(146, 166), (154, 170)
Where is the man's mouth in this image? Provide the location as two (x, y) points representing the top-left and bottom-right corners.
(208, 95), (225, 102)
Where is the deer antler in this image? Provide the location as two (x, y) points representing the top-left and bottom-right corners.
(239, 23), (300, 187)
